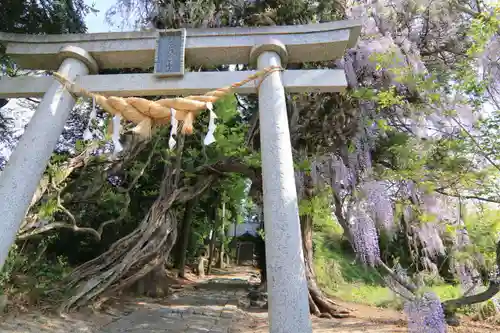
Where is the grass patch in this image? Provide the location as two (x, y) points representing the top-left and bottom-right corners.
(313, 230), (394, 307)
(313, 230), (465, 310)
(0, 244), (71, 310)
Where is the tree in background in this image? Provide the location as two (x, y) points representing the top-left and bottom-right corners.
(0, 0), (91, 35)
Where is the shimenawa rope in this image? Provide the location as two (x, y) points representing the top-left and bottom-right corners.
(51, 66), (283, 140)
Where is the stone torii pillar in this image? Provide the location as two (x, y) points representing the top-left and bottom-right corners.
(250, 41), (311, 332)
(0, 46), (98, 269)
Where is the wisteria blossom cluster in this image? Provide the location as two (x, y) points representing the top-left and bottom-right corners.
(404, 292), (447, 333)
(421, 194), (461, 224)
(454, 224), (482, 296)
(328, 155), (353, 190)
(455, 262), (478, 295)
(415, 222), (445, 259)
(361, 180), (394, 231)
(349, 202), (381, 266)
(420, 256), (440, 276)
(349, 138), (373, 172)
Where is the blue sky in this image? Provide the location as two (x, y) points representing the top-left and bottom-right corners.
(84, 0), (115, 33)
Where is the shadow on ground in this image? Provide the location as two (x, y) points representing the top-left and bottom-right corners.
(1, 267), (500, 333)
(194, 278), (250, 290)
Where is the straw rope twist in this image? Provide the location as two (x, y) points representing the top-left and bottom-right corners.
(51, 66), (283, 138)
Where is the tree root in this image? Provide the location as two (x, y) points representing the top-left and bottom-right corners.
(59, 199), (178, 313)
(298, 177), (352, 320)
(308, 285), (351, 318)
(127, 265), (177, 297)
(59, 142), (216, 312)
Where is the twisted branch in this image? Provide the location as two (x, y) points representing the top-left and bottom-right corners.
(18, 137), (158, 241)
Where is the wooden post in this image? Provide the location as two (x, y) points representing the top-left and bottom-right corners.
(216, 201), (226, 269)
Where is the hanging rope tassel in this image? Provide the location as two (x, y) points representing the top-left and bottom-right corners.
(203, 103), (217, 146)
(83, 96), (97, 140)
(169, 108), (178, 150)
(132, 118), (153, 138)
(111, 114), (123, 154)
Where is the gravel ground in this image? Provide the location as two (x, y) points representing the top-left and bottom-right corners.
(0, 267), (498, 333)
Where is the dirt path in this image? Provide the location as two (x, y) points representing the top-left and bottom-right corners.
(0, 267), (498, 332)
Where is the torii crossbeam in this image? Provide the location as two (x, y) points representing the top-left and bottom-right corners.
(0, 21), (360, 333)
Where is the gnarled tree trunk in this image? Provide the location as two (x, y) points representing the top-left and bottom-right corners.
(300, 170), (350, 318)
(255, 232), (267, 291)
(301, 213), (350, 318)
(60, 197), (178, 312)
(216, 201), (226, 269)
(207, 200), (220, 275)
(59, 139), (216, 312)
(175, 198), (197, 278)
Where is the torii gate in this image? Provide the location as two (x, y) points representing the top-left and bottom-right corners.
(0, 22), (360, 333)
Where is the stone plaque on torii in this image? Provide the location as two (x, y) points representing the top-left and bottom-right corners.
(0, 21), (360, 333)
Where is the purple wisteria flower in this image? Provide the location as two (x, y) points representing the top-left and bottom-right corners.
(404, 292), (447, 333)
(349, 202), (380, 266)
(361, 180), (394, 231)
(415, 222), (445, 258)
